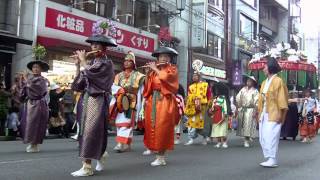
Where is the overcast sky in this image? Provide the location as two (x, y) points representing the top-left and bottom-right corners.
(301, 0), (320, 38)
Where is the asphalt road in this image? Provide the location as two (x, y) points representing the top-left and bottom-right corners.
(0, 132), (319, 180)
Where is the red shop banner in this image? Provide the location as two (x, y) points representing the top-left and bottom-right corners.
(248, 60), (317, 72)
(45, 7), (155, 53)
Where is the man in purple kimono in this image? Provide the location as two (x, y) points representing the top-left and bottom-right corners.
(70, 24), (117, 177)
(20, 60), (50, 153)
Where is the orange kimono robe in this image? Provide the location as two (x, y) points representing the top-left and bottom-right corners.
(143, 64), (179, 152)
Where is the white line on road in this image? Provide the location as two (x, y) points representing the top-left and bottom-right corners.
(0, 157), (53, 165)
(0, 159), (36, 164)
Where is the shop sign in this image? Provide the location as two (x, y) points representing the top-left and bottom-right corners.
(200, 65), (226, 79)
(191, 0), (207, 48)
(44, 7), (155, 53)
(46, 8), (90, 37)
(158, 27), (172, 41)
(232, 60), (242, 86)
(52, 60), (76, 74)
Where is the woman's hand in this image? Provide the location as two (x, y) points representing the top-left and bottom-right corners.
(22, 71), (29, 81)
(147, 62), (160, 74)
(72, 52), (81, 66)
(75, 50), (86, 62)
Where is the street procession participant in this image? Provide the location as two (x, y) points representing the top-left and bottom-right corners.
(70, 19), (117, 177)
(280, 90), (299, 141)
(19, 59), (50, 153)
(184, 72), (212, 146)
(70, 91), (82, 140)
(143, 46), (179, 166)
(174, 84), (186, 145)
(209, 88), (229, 148)
(257, 57), (288, 168)
(113, 51), (145, 152)
(235, 75), (259, 148)
(315, 90), (320, 134)
(298, 89), (317, 143)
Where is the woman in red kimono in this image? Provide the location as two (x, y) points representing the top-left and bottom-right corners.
(143, 46), (179, 166)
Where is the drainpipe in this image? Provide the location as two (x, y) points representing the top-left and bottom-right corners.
(147, 2), (151, 32)
(16, 0), (21, 36)
(95, 0), (98, 15)
(187, 1), (193, 86)
(32, 0), (40, 46)
(132, 0), (135, 26)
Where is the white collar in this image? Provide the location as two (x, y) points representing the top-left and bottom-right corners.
(266, 74), (276, 82)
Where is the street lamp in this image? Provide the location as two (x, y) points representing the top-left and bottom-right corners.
(69, 0), (95, 12)
(176, 0), (186, 11)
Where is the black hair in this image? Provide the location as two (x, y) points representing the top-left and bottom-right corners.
(303, 88), (312, 96)
(170, 55), (177, 64)
(156, 54), (177, 64)
(9, 107), (19, 113)
(266, 56), (282, 74)
(177, 84), (185, 98)
(214, 85), (232, 115)
(245, 77), (257, 88)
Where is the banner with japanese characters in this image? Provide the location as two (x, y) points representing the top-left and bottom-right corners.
(191, 0), (207, 48)
(37, 0), (157, 58)
(232, 60), (242, 86)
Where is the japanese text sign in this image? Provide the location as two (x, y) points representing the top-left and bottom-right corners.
(45, 8), (155, 53)
(232, 61), (242, 86)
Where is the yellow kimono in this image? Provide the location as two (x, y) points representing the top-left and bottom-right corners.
(257, 75), (288, 123)
(185, 82), (211, 129)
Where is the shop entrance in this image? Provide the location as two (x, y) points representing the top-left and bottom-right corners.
(0, 52), (12, 90)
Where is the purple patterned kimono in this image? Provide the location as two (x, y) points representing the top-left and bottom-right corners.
(20, 75), (49, 144)
(72, 57), (114, 160)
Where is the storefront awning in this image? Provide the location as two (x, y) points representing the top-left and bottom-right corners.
(202, 75), (228, 83)
(0, 32), (33, 54)
(37, 36), (153, 62)
(0, 32), (33, 45)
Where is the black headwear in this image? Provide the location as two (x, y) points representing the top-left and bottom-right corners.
(86, 34), (118, 47)
(266, 56), (281, 74)
(151, 47), (178, 57)
(27, 60), (49, 72)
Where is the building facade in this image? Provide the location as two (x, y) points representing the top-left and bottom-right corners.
(231, 0), (259, 87)
(6, 0), (174, 86)
(0, 0), (33, 89)
(288, 0), (302, 50)
(12, 0), (230, 90)
(259, 0), (290, 53)
(185, 0), (229, 88)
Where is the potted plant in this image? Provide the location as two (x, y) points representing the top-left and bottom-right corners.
(32, 44), (47, 60)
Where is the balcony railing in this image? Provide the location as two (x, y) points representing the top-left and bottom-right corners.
(208, 3), (224, 18)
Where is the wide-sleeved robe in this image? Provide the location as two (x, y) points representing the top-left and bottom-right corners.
(72, 58), (114, 160)
(143, 64), (179, 152)
(113, 71), (145, 145)
(280, 102), (299, 139)
(20, 75), (49, 144)
(236, 86), (259, 138)
(185, 82), (212, 129)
